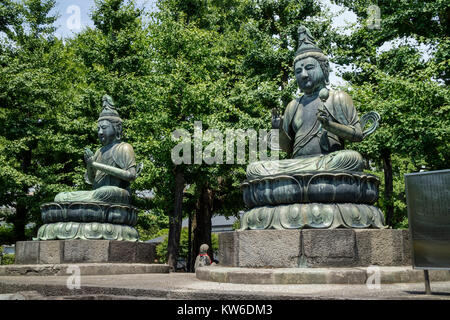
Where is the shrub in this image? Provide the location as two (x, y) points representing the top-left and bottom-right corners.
(1, 254), (15, 265)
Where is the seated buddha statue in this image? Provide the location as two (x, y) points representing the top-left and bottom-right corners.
(240, 26), (384, 230)
(54, 95), (137, 204)
(247, 26), (366, 180)
(37, 95), (142, 241)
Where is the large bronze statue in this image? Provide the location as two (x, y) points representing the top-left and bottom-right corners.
(240, 26), (385, 230)
(55, 95), (137, 204)
(35, 95), (142, 241)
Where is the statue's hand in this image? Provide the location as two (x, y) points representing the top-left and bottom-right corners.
(271, 108), (282, 129)
(317, 109), (330, 127)
(84, 147), (94, 166)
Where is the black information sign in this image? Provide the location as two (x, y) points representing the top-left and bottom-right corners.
(405, 169), (450, 270)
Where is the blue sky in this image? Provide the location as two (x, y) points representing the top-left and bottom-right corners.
(51, 0), (358, 86)
(52, 0), (157, 38)
(52, 0), (357, 39)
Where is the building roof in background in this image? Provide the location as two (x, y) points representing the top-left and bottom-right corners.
(181, 213), (243, 228)
(145, 235), (167, 244)
(145, 213), (243, 244)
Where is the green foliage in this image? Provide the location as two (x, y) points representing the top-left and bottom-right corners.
(333, 0), (450, 227)
(1, 0), (446, 246)
(0, 224), (15, 245)
(0, 0), (91, 240)
(135, 210), (169, 242)
(0, 254), (15, 265)
(146, 0), (335, 223)
(0, 246), (15, 265)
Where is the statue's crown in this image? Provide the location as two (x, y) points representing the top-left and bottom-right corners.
(294, 26), (326, 63)
(98, 95), (122, 123)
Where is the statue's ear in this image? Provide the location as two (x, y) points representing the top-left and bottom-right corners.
(115, 122), (123, 140)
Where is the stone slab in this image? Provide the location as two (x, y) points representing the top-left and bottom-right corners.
(196, 266), (450, 285)
(63, 240), (110, 263)
(39, 241), (63, 264)
(217, 232), (238, 267)
(355, 229), (411, 266)
(15, 240), (157, 265)
(218, 229), (412, 268)
(237, 229), (301, 268)
(0, 263), (170, 276)
(0, 291), (45, 300)
(109, 241), (136, 263)
(302, 229), (357, 267)
(15, 241), (40, 265)
(136, 242), (157, 263)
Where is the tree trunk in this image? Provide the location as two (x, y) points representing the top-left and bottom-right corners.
(381, 149), (394, 227)
(13, 148), (33, 242)
(13, 201), (27, 241)
(187, 211), (192, 272)
(192, 183), (214, 269)
(167, 165), (185, 271)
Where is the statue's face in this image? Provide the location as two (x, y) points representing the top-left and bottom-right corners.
(97, 120), (116, 146)
(294, 57), (325, 94)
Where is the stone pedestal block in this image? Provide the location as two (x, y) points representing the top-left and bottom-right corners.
(15, 242), (40, 265)
(218, 229), (412, 268)
(238, 230), (301, 268)
(15, 240), (157, 265)
(354, 229), (411, 266)
(302, 229), (357, 267)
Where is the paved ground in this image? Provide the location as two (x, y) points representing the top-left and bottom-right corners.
(1, 272), (450, 300)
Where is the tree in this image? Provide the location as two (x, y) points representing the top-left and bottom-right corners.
(0, 0), (91, 241)
(0, 0), (20, 39)
(332, 0), (450, 227)
(68, 0), (164, 239)
(148, 0), (335, 270)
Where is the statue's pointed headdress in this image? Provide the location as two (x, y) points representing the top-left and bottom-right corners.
(293, 25), (328, 65)
(98, 95), (123, 123)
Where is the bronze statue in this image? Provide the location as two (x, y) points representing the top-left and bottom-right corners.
(36, 95), (142, 241)
(240, 26), (385, 230)
(55, 95), (137, 204)
(248, 26), (366, 178)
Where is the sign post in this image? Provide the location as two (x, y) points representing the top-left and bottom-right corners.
(405, 169), (450, 295)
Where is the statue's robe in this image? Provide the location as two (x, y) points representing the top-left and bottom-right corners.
(247, 90), (364, 180)
(54, 142), (136, 204)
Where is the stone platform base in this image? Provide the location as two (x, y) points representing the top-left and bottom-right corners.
(15, 240), (157, 265)
(196, 266), (450, 284)
(0, 263), (169, 277)
(219, 229), (411, 268)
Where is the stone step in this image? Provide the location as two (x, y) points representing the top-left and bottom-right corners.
(15, 240), (157, 264)
(0, 263), (170, 276)
(196, 266), (450, 285)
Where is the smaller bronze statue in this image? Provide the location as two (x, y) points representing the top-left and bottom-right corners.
(194, 244), (212, 270)
(55, 95), (137, 204)
(36, 95), (142, 241)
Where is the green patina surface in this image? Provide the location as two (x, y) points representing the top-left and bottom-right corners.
(241, 26), (384, 230)
(35, 95), (141, 241)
